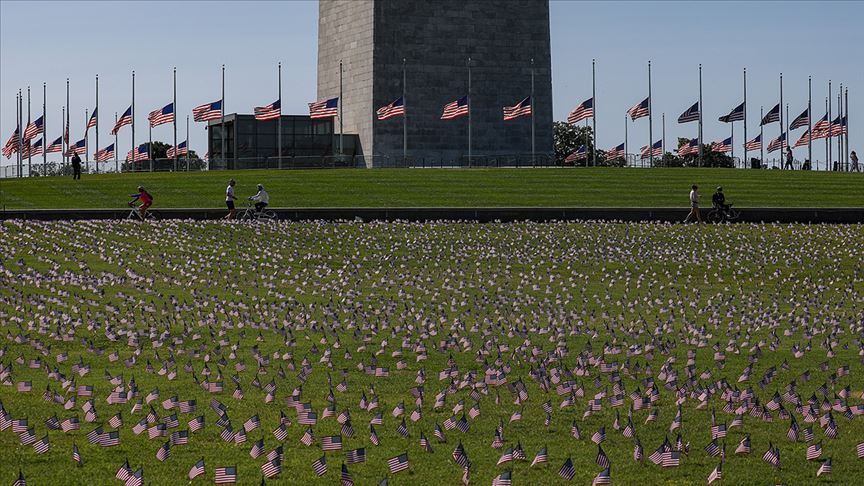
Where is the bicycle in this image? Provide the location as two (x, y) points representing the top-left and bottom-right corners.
(706, 204), (740, 224)
(238, 201), (277, 221)
(126, 202), (159, 221)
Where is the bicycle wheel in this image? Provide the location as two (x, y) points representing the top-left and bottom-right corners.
(727, 209), (740, 221)
(706, 209), (723, 224)
(258, 210), (277, 220)
(145, 210), (160, 220)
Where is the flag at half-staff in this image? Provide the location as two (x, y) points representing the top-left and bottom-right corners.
(503, 96), (531, 121)
(640, 140), (662, 158)
(254, 100), (281, 121)
(126, 142), (150, 161)
(66, 139), (86, 156)
(112, 106), (132, 135)
(677, 102), (700, 123)
(95, 143), (115, 161)
(760, 104), (780, 125)
(711, 137), (732, 153)
(568, 98), (593, 124)
(606, 143), (625, 159)
(829, 116), (847, 136)
(30, 138), (43, 156)
(87, 108), (98, 130)
(627, 97), (650, 121)
(3, 128), (20, 158)
(376, 97), (405, 120)
(192, 100), (222, 122)
(166, 141), (188, 158)
(308, 98), (338, 119)
(767, 132), (787, 152)
(744, 134), (762, 151)
(46, 136), (63, 153)
(678, 138), (699, 156)
(24, 115), (44, 140)
(565, 145), (587, 164)
(719, 102), (745, 123)
(441, 96), (469, 120)
(789, 107), (810, 130)
(794, 130), (812, 148)
(148, 103), (175, 127)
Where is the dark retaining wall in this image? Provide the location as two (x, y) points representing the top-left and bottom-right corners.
(1, 207), (861, 223)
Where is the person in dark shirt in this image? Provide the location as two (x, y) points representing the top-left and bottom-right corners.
(712, 186), (729, 211)
(71, 152), (82, 180)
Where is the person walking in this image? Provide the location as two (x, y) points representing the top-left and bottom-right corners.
(784, 146), (794, 170)
(224, 179), (237, 219)
(683, 184), (703, 223)
(852, 151), (860, 172)
(71, 152), (82, 180)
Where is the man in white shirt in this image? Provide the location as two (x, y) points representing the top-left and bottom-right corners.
(683, 184), (703, 223)
(224, 179), (237, 219)
(249, 184), (270, 213)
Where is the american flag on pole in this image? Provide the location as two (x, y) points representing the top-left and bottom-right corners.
(166, 141), (188, 158)
(376, 97), (405, 120)
(744, 134), (762, 151)
(441, 96), (469, 120)
(192, 100), (222, 122)
(30, 138), (43, 156)
(606, 143), (625, 159)
(112, 106), (132, 135)
(95, 143), (115, 161)
(46, 136), (63, 153)
(760, 103), (780, 125)
(126, 142), (150, 162)
(678, 138), (699, 156)
(627, 97), (650, 121)
(829, 115), (847, 136)
(24, 116), (44, 140)
(707, 463), (722, 484)
(767, 132), (787, 153)
(640, 140), (663, 158)
(188, 458), (205, 480)
(811, 113), (830, 138)
(564, 145), (587, 164)
(308, 97), (338, 119)
(793, 129), (812, 148)
(3, 128), (19, 158)
(719, 102), (745, 123)
(502, 96), (532, 121)
(677, 102), (700, 123)
(789, 107), (810, 130)
(567, 98), (594, 124)
(255, 99), (281, 121)
(87, 108), (98, 129)
(67, 139), (86, 156)
(711, 137), (732, 153)
(148, 103), (175, 127)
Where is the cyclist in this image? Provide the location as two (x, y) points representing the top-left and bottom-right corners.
(712, 186), (730, 213)
(248, 184), (270, 214)
(128, 186), (153, 221)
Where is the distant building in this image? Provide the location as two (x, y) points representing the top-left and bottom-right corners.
(206, 114), (360, 170)
(317, 0), (553, 166)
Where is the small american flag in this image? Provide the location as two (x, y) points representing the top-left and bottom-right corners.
(387, 453), (409, 473)
(760, 103), (780, 125)
(558, 457), (576, 480)
(312, 455), (327, 476)
(340, 463), (354, 486)
(255, 99), (281, 121)
(188, 458), (205, 480)
(192, 100), (222, 122)
(707, 463), (722, 484)
(441, 96), (469, 120)
(321, 435), (342, 451)
(376, 97), (405, 120)
(492, 470), (512, 486)
(789, 107), (810, 130)
(87, 108), (98, 129)
(677, 101), (700, 123)
(112, 107), (132, 135)
(567, 97), (593, 124)
(816, 457), (832, 477)
(627, 97), (650, 121)
(346, 447), (366, 464)
(593, 466), (611, 485)
(125, 467), (143, 486)
(148, 103), (175, 127)
(214, 466), (237, 484)
(503, 96), (532, 121)
(309, 97), (339, 119)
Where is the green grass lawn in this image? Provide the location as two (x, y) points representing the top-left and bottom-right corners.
(1, 168), (863, 209)
(1, 220), (862, 485)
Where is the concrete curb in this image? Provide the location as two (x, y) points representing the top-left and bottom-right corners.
(1, 207), (862, 223)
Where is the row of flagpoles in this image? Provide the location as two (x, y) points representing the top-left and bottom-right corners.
(2, 61), (854, 176)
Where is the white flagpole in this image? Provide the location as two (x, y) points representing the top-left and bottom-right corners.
(648, 61), (653, 167)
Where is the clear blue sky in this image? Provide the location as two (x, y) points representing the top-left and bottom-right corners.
(2, 0), (861, 164)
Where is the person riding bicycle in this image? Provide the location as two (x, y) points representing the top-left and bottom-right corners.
(248, 184), (269, 213)
(712, 186), (730, 213)
(128, 186), (153, 220)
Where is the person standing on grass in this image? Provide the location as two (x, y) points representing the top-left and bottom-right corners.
(852, 151), (859, 172)
(784, 146), (794, 170)
(224, 179), (237, 219)
(684, 184), (703, 223)
(71, 152), (82, 180)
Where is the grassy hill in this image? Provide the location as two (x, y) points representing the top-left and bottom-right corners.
(1, 168), (862, 209)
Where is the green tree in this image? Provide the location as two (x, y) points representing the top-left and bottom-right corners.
(553, 122), (622, 167)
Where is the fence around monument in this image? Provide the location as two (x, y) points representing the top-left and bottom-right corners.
(3, 154), (845, 178)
